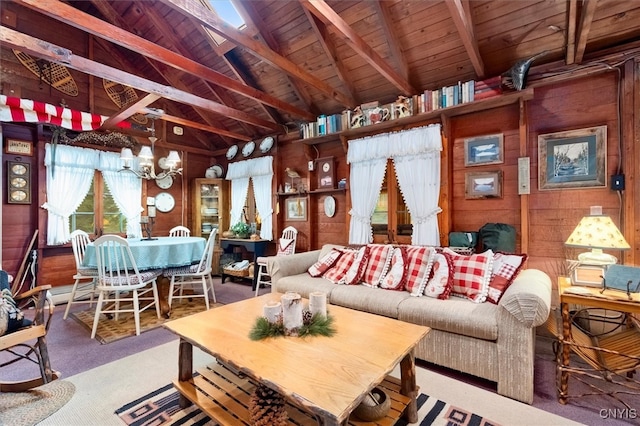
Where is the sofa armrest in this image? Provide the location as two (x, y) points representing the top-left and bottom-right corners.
(499, 269), (552, 328)
(267, 250), (322, 286)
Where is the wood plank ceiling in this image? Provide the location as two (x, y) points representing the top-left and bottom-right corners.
(1, 0), (640, 155)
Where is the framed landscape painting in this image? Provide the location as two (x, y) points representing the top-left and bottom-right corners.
(538, 125), (607, 190)
(285, 197), (307, 221)
(465, 171), (502, 199)
(464, 133), (503, 167)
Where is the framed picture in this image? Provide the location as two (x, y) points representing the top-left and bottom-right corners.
(538, 125), (607, 190)
(285, 197), (307, 221)
(5, 139), (33, 156)
(465, 171), (502, 199)
(464, 133), (503, 167)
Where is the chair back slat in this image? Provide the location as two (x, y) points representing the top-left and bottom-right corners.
(70, 230), (92, 269)
(195, 229), (217, 273)
(169, 226), (191, 237)
(280, 226), (298, 255)
(94, 235), (144, 289)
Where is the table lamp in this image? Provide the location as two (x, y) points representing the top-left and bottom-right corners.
(564, 206), (630, 286)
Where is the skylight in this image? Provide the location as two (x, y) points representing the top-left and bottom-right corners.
(203, 0), (246, 46)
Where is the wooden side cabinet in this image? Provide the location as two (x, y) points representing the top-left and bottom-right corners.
(192, 178), (230, 274)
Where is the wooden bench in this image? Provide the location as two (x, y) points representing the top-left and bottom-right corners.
(174, 362), (412, 425)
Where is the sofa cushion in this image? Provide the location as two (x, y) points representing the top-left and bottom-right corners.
(398, 296), (499, 341)
(329, 285), (411, 319)
(487, 252), (528, 304)
(323, 248), (358, 284)
(361, 244), (393, 287)
(403, 246), (436, 296)
(308, 248), (343, 277)
(272, 273), (337, 298)
(444, 248), (494, 303)
(423, 252), (454, 299)
(380, 247), (408, 291)
(344, 246), (369, 285)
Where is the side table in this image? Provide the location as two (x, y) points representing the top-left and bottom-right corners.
(556, 276), (640, 406)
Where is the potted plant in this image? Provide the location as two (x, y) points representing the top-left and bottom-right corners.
(231, 222), (251, 239)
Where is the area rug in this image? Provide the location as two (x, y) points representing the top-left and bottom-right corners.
(115, 381), (499, 426)
(0, 380), (76, 426)
(70, 299), (223, 344)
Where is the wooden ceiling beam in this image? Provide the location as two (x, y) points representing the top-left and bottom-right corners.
(565, 0), (578, 65)
(303, 8), (358, 107)
(372, 0), (409, 82)
(159, 0), (355, 108)
(574, 0), (599, 64)
(0, 26), (281, 132)
(444, 0), (485, 78)
(301, 0), (416, 95)
(13, 0), (315, 122)
(141, 108), (252, 142)
(101, 93), (160, 130)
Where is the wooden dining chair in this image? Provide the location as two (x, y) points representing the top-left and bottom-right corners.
(165, 229), (217, 309)
(91, 235), (162, 338)
(255, 226), (298, 296)
(169, 225), (191, 237)
(63, 230), (99, 320)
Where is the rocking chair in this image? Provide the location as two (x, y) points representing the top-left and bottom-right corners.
(0, 270), (58, 392)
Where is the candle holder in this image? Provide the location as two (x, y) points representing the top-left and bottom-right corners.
(140, 216), (157, 240)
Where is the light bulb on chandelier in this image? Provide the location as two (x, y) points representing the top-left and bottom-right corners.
(119, 117), (182, 181)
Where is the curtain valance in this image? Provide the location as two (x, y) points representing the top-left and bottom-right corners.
(226, 156), (273, 179)
(347, 124), (442, 163)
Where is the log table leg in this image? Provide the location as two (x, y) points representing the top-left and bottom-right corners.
(156, 275), (171, 318)
(559, 302), (570, 404)
(400, 350), (419, 423)
(178, 338), (193, 408)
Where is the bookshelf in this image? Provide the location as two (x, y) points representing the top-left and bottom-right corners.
(292, 88), (534, 146)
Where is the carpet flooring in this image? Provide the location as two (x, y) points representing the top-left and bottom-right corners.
(70, 299), (223, 344)
(0, 380), (75, 426)
(40, 340), (575, 426)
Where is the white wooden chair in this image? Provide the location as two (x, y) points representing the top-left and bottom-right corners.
(91, 235), (162, 339)
(63, 230), (98, 320)
(255, 226), (298, 296)
(169, 225), (191, 237)
(165, 229), (217, 309)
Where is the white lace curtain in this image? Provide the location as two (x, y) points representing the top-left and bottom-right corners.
(347, 124), (442, 245)
(226, 156), (274, 240)
(43, 143), (143, 245)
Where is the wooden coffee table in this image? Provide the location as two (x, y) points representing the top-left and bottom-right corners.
(163, 293), (430, 425)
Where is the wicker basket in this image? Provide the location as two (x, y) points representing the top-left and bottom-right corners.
(223, 266), (250, 278)
(353, 387), (390, 421)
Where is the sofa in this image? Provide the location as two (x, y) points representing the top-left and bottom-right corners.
(266, 244), (552, 404)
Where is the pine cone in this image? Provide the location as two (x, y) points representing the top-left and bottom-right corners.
(302, 309), (313, 325)
(248, 384), (288, 426)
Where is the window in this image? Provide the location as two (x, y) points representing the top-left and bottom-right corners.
(242, 180), (261, 234)
(372, 160), (412, 244)
(71, 172), (126, 237)
(201, 0), (246, 47)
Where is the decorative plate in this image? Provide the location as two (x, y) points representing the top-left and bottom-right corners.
(158, 156), (169, 170)
(259, 136), (274, 153)
(242, 141), (255, 157)
(156, 174), (173, 189)
(226, 145), (238, 160)
(205, 165), (224, 178)
(324, 196), (336, 218)
(155, 192), (175, 213)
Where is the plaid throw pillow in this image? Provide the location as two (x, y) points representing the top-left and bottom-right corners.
(361, 244), (394, 287)
(308, 248), (343, 277)
(277, 238), (295, 256)
(444, 248), (494, 303)
(380, 246), (409, 291)
(344, 246), (370, 285)
(322, 249), (358, 284)
(403, 246), (436, 296)
(487, 252), (528, 304)
(424, 252), (454, 299)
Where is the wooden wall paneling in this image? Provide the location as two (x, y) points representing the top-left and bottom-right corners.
(519, 97), (530, 255)
(439, 114), (451, 247)
(622, 59), (638, 265)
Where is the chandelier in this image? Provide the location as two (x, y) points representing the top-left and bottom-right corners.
(119, 118), (182, 181)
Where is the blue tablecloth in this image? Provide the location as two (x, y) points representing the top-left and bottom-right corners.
(83, 236), (206, 271)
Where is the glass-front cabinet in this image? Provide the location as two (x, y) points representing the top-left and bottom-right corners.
(192, 178), (230, 240)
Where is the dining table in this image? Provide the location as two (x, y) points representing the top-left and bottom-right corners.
(82, 236), (206, 317)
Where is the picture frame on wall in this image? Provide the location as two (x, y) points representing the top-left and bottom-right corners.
(465, 171), (502, 199)
(464, 133), (503, 167)
(5, 139), (33, 156)
(285, 197), (307, 221)
(537, 125), (607, 190)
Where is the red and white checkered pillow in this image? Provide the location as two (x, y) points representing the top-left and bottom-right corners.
(322, 249), (358, 284)
(423, 252), (454, 299)
(487, 252), (528, 304)
(380, 246), (409, 291)
(277, 238), (295, 256)
(443, 248), (494, 303)
(403, 246), (436, 296)
(361, 244), (394, 287)
(308, 248), (343, 277)
(344, 246), (370, 285)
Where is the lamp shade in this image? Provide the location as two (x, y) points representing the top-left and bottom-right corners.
(138, 146), (153, 159)
(166, 150), (181, 164)
(120, 147), (134, 160)
(565, 214), (630, 250)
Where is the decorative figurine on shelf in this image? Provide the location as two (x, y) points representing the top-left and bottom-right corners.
(501, 50), (549, 91)
(285, 167), (301, 191)
(393, 96), (412, 118)
(367, 106), (390, 124)
(350, 106), (365, 128)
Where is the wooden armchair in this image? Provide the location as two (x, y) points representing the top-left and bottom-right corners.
(0, 280), (58, 392)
